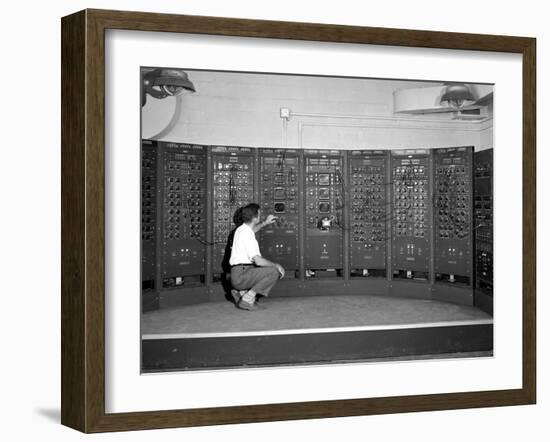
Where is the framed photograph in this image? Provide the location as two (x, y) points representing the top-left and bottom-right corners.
(61, 9), (536, 433)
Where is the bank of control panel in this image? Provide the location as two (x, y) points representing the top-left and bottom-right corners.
(142, 142), (484, 294)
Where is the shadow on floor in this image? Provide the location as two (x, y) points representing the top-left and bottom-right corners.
(35, 408), (60, 423)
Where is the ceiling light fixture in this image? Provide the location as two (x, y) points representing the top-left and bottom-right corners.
(141, 68), (196, 107)
(440, 83), (475, 110)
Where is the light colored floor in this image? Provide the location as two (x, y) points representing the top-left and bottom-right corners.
(142, 294), (492, 339)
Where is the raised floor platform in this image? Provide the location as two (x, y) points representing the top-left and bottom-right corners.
(142, 295), (493, 372)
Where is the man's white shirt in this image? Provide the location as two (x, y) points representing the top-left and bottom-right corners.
(229, 223), (261, 266)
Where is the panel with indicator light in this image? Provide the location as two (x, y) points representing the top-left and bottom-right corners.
(474, 148), (493, 295)
(160, 142), (207, 288)
(434, 147), (473, 284)
(258, 149), (300, 273)
(348, 150), (388, 276)
(391, 150), (431, 279)
(211, 146), (255, 279)
(141, 140), (157, 289)
(304, 150), (344, 274)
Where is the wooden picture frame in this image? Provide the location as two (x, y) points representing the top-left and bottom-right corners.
(61, 8), (536, 433)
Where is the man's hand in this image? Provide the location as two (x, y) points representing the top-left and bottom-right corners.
(275, 263), (285, 279)
(264, 214), (278, 225)
(253, 214), (278, 233)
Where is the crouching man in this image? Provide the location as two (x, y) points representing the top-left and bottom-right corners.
(229, 203), (285, 311)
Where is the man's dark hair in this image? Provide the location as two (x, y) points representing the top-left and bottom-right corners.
(233, 207), (243, 226)
(241, 203), (260, 223)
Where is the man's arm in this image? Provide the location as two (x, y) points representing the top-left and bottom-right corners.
(253, 214), (277, 233)
(252, 255), (276, 267)
(252, 255), (285, 278)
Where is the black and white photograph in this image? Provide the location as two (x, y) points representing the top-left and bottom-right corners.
(140, 67), (494, 372)
(2, 0), (545, 438)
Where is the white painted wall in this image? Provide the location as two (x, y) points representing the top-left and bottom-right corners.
(478, 121), (494, 151)
(142, 71), (491, 150)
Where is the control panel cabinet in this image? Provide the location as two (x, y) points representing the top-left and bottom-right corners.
(391, 150), (432, 279)
(433, 147), (473, 284)
(474, 148), (493, 295)
(304, 150), (344, 275)
(141, 140), (157, 289)
(348, 150), (388, 276)
(211, 146), (255, 280)
(259, 149), (300, 274)
(161, 143), (207, 288)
